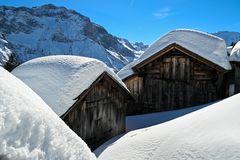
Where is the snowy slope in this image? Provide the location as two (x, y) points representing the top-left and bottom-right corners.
(126, 103), (210, 132)
(213, 31), (240, 46)
(0, 4), (147, 71)
(0, 67), (96, 160)
(97, 94), (240, 160)
(12, 55), (129, 116)
(118, 29), (231, 80)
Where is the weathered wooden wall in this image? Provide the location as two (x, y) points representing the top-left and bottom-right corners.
(125, 49), (226, 114)
(63, 75), (127, 150)
(225, 62), (240, 96)
(233, 63), (240, 94)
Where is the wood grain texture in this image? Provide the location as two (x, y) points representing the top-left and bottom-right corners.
(63, 74), (129, 150)
(125, 49), (226, 115)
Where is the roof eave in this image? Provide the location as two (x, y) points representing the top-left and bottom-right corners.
(61, 71), (135, 119)
(132, 43), (229, 73)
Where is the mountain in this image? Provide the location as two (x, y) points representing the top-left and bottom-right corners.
(0, 4), (148, 71)
(212, 31), (240, 46)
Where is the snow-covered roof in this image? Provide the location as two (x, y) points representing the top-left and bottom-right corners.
(229, 41), (240, 62)
(227, 46), (233, 54)
(0, 67), (96, 160)
(12, 55), (129, 116)
(97, 94), (240, 160)
(118, 29), (232, 80)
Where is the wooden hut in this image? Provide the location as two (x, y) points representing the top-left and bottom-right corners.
(118, 29), (232, 115)
(12, 55), (132, 150)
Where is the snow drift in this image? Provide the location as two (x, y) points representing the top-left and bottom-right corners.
(0, 67), (96, 160)
(97, 94), (240, 160)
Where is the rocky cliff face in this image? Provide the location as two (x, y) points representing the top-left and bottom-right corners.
(0, 4), (148, 71)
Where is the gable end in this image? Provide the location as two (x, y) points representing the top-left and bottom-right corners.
(133, 43), (228, 73)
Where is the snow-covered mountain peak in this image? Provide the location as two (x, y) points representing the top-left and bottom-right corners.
(0, 4), (148, 71)
(212, 31), (240, 46)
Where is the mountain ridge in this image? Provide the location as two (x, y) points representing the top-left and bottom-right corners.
(0, 4), (148, 71)
(212, 31), (240, 46)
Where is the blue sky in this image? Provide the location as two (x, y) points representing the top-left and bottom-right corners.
(0, 0), (239, 44)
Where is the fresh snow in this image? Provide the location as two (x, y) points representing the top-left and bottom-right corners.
(118, 29), (232, 80)
(97, 94), (240, 160)
(12, 55), (128, 116)
(94, 103), (210, 156)
(126, 103), (210, 132)
(229, 41), (240, 62)
(0, 67), (96, 160)
(227, 46), (233, 54)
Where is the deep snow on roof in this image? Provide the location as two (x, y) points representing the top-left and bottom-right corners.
(97, 94), (240, 160)
(12, 55), (128, 116)
(229, 41), (240, 62)
(118, 29), (231, 80)
(0, 67), (96, 160)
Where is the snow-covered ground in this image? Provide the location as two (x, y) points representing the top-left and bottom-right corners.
(96, 95), (240, 160)
(126, 103), (211, 131)
(0, 67), (96, 160)
(94, 103), (210, 156)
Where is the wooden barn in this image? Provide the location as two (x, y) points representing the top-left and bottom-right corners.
(12, 55), (132, 150)
(118, 29), (236, 115)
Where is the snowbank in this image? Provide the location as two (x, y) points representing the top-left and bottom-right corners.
(97, 94), (240, 160)
(118, 29), (231, 80)
(229, 41), (240, 62)
(126, 103), (210, 131)
(12, 55), (128, 116)
(0, 67), (96, 160)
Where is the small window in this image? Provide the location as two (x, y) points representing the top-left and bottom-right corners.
(229, 84), (235, 96)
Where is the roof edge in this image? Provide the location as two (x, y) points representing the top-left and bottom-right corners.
(133, 43), (229, 72)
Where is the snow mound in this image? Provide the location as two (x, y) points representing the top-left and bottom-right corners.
(118, 29), (231, 80)
(0, 67), (96, 160)
(229, 41), (240, 62)
(12, 55), (128, 116)
(97, 94), (240, 160)
(126, 103), (210, 132)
